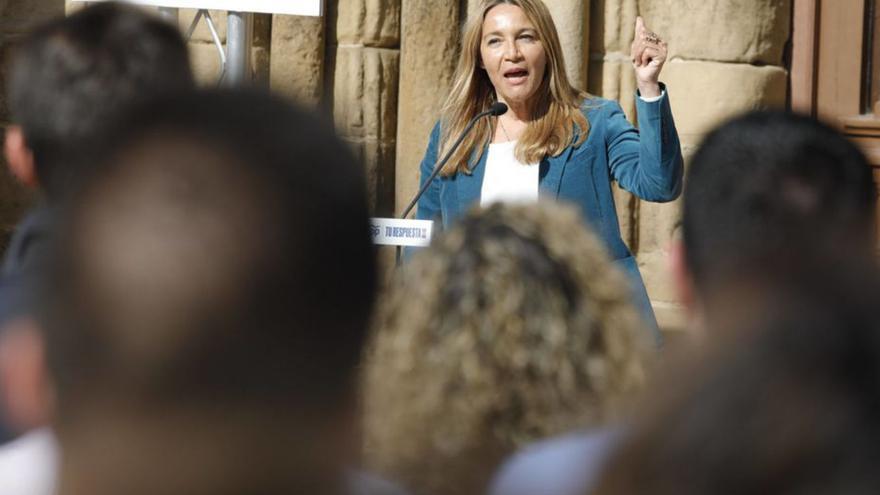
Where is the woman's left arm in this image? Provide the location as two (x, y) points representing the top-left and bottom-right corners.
(606, 16), (683, 202)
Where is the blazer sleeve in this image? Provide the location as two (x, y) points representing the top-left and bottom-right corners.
(415, 122), (443, 222)
(605, 84), (684, 202)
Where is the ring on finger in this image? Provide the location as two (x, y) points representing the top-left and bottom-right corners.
(645, 31), (661, 44)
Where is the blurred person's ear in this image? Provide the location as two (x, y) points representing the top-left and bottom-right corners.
(0, 319), (52, 432)
(4, 126), (38, 189)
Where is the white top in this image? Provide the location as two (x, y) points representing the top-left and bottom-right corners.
(480, 141), (540, 206)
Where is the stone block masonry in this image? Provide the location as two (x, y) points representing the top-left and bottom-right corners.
(326, 0), (401, 217)
(395, 0), (461, 215)
(615, 0), (789, 331)
(270, 14), (325, 105)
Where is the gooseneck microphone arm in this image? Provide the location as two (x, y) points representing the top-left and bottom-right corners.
(399, 102), (509, 220)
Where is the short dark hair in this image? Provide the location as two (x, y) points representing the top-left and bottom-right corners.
(594, 261), (880, 495)
(41, 89), (376, 424)
(7, 2), (193, 198)
(682, 111), (876, 293)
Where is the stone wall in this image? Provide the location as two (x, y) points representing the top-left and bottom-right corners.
(624, 0), (790, 330)
(327, 0), (400, 217)
(395, 1), (461, 213)
(178, 1), (403, 217)
(4, 0), (792, 334)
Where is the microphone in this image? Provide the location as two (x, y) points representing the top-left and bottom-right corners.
(487, 101), (509, 116)
(400, 102), (508, 220)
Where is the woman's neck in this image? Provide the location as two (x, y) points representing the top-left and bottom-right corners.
(495, 111), (530, 143)
(492, 98), (535, 143)
(502, 99), (532, 123)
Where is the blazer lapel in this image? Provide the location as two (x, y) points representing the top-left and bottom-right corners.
(539, 145), (574, 199)
(456, 139), (575, 211)
(456, 149), (488, 216)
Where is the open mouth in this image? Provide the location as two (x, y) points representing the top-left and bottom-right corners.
(503, 68), (529, 80)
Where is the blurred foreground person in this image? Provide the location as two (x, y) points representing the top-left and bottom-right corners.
(364, 203), (647, 495)
(492, 110), (879, 495)
(0, 279), (54, 495)
(0, 1), (193, 445)
(2, 1), (193, 274)
(35, 89), (377, 495)
(673, 111), (876, 331)
(593, 262), (880, 495)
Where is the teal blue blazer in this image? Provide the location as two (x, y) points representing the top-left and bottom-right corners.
(415, 87), (683, 338)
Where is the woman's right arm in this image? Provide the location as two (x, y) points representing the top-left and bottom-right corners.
(415, 122), (443, 222)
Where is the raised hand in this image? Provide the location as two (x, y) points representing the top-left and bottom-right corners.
(630, 16), (667, 98)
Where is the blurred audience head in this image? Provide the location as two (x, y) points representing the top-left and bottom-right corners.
(594, 260), (880, 495)
(364, 202), (646, 495)
(677, 111), (876, 315)
(4, 1), (193, 199)
(40, 89), (376, 495)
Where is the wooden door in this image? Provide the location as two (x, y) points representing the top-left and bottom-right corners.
(792, 0), (880, 243)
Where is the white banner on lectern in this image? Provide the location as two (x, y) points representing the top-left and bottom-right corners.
(73, 0), (322, 16)
(370, 218), (434, 247)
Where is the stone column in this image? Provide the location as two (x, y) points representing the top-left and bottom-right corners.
(544, 1), (590, 91)
(395, 0), (462, 215)
(1, 0), (63, 249)
(328, 0), (401, 216)
(270, 15), (325, 106)
(588, 0), (640, 259)
(588, 0), (638, 116)
(633, 0), (790, 330)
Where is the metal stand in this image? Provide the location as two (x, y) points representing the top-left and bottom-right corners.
(225, 11), (253, 86)
(180, 9), (250, 87)
(71, 1), (326, 87)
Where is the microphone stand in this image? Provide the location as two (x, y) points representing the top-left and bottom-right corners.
(395, 104), (508, 266)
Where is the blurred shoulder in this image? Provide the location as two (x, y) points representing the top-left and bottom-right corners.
(347, 470), (411, 495)
(0, 428), (58, 495)
(488, 429), (620, 495)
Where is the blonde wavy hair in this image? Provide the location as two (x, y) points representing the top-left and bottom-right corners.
(363, 202), (647, 495)
(440, 0), (590, 175)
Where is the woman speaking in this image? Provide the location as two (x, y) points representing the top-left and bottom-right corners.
(415, 0), (683, 339)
